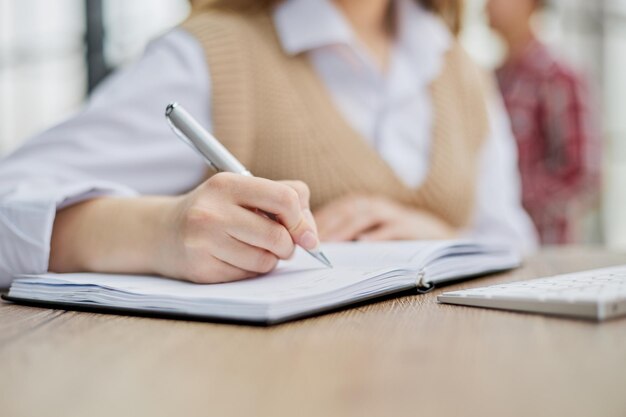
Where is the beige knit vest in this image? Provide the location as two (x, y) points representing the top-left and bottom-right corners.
(182, 11), (489, 228)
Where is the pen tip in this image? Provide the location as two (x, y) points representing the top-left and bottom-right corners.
(315, 251), (333, 268)
(165, 102), (178, 117)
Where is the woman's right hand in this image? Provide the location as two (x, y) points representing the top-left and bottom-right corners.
(156, 173), (319, 283)
(50, 173), (319, 284)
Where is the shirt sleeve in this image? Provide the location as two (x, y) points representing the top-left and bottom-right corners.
(463, 92), (539, 256)
(0, 28), (212, 286)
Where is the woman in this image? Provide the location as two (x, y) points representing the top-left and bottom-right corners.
(0, 0), (537, 286)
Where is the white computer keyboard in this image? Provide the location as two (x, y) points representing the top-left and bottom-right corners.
(438, 265), (626, 320)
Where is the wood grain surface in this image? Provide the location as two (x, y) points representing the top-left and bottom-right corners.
(1, 247), (626, 417)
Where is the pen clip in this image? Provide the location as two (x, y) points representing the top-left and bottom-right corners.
(166, 112), (218, 172)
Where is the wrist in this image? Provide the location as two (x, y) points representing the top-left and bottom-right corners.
(148, 195), (185, 278)
(51, 196), (179, 275)
(116, 196), (181, 276)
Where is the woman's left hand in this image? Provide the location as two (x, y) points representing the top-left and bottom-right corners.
(314, 194), (456, 242)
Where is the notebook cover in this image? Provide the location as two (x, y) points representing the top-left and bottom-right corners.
(1, 267), (512, 325)
(1, 286), (417, 326)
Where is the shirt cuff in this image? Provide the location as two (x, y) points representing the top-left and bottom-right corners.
(0, 181), (138, 287)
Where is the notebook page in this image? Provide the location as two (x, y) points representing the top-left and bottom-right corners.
(290, 240), (454, 269)
(14, 241), (446, 304)
(14, 267), (385, 303)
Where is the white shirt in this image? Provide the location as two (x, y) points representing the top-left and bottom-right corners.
(0, 0), (537, 286)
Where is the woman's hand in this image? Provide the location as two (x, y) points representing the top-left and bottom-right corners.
(158, 174), (319, 283)
(50, 173), (319, 284)
(314, 194), (456, 242)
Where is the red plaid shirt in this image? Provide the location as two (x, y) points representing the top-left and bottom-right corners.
(497, 39), (600, 245)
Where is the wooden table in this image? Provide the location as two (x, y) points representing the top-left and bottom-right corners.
(2, 247), (626, 417)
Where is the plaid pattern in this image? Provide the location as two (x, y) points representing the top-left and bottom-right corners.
(497, 39), (600, 244)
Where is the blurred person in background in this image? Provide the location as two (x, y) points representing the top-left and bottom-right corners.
(487, 0), (601, 245)
(0, 0), (537, 286)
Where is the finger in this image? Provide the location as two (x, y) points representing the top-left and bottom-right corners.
(314, 196), (350, 234)
(315, 209), (342, 239)
(324, 209), (381, 241)
(280, 180), (310, 210)
(280, 181), (318, 234)
(316, 196), (380, 241)
(315, 196), (359, 238)
(358, 224), (400, 241)
(211, 232), (280, 275)
(212, 175), (319, 250)
(185, 256), (257, 284)
(225, 206), (295, 259)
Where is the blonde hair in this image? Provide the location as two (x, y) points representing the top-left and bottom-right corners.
(190, 0), (464, 35)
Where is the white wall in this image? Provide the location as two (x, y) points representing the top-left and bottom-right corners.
(103, 0), (190, 68)
(602, 4), (626, 249)
(0, 0), (86, 154)
(0, 0), (189, 156)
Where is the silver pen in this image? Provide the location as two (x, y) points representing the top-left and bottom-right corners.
(165, 102), (332, 268)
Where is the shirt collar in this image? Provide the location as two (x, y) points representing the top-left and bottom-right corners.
(272, 0), (354, 55)
(272, 0), (453, 85)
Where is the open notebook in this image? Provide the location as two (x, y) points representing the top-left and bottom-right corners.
(4, 240), (519, 324)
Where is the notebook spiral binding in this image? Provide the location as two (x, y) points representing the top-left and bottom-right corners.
(416, 270), (434, 294)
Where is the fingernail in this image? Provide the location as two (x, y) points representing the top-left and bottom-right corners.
(298, 230), (319, 250)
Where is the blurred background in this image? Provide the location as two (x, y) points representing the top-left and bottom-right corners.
(0, 0), (625, 248)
